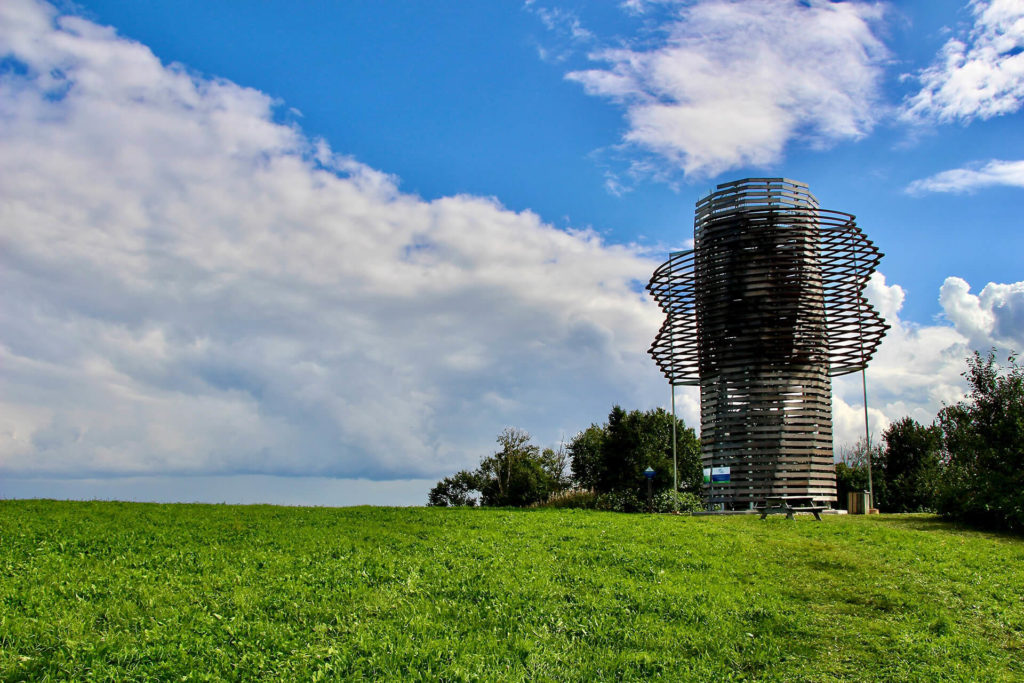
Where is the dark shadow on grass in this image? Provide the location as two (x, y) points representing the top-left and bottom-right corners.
(873, 514), (1024, 540)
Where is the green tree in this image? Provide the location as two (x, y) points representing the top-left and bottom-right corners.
(427, 470), (480, 507)
(428, 428), (565, 508)
(567, 424), (605, 491)
(568, 405), (701, 500)
(540, 445), (571, 491)
(477, 428), (553, 507)
(878, 417), (942, 512)
(937, 350), (1024, 531)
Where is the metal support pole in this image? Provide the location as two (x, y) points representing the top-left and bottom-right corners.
(672, 384), (677, 499)
(669, 270), (678, 512)
(855, 247), (874, 510)
(862, 367), (873, 507)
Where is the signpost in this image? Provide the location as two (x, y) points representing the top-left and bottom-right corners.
(644, 467), (655, 513)
(705, 466), (730, 510)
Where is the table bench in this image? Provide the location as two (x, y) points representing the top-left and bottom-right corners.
(756, 496), (828, 521)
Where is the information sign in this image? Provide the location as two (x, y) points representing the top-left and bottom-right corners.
(711, 466), (731, 483)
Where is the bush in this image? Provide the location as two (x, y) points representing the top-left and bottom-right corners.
(594, 490), (643, 513)
(590, 489), (702, 513)
(531, 489), (598, 509)
(653, 490), (703, 513)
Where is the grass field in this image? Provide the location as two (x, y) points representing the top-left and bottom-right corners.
(1, 501), (1022, 681)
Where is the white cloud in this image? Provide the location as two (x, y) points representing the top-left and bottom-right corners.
(831, 272), (1024, 447)
(526, 3), (593, 64)
(832, 273), (965, 445)
(565, 0), (888, 177)
(905, 158), (1024, 193)
(940, 276), (1024, 350)
(532, 6), (593, 42)
(0, 0), (669, 480)
(903, 0), (1024, 122)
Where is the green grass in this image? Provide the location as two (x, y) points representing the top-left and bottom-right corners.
(1, 501), (1023, 681)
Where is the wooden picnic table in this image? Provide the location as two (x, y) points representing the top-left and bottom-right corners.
(757, 495), (828, 521)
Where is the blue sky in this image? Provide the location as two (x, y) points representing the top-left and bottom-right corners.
(1, 0), (1022, 505)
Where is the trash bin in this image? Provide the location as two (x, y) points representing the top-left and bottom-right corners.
(847, 490), (870, 514)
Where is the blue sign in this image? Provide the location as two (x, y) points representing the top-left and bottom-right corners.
(711, 466), (731, 483)
(643, 467), (656, 479)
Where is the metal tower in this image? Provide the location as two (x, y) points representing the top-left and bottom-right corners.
(648, 178), (888, 508)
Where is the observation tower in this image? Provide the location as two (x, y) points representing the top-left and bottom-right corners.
(648, 178), (887, 508)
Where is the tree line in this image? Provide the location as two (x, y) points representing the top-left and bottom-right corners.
(430, 350), (1023, 531)
(428, 406), (704, 512)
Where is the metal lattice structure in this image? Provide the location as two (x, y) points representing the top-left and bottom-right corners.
(648, 178), (888, 506)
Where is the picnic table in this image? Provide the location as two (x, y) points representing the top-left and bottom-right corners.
(756, 495), (828, 521)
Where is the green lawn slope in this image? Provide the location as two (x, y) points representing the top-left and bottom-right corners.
(1, 501), (1022, 681)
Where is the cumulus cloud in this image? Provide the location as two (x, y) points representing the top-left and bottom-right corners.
(905, 158), (1024, 193)
(831, 272), (1024, 447)
(832, 273), (965, 445)
(0, 0), (670, 480)
(940, 276), (1024, 350)
(903, 0), (1024, 122)
(565, 0), (888, 177)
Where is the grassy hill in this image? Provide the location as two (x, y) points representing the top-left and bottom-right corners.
(1, 500), (1022, 681)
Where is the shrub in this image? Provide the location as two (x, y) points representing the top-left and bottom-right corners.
(652, 490), (703, 513)
(594, 490), (643, 513)
(590, 489), (702, 513)
(531, 489), (598, 509)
